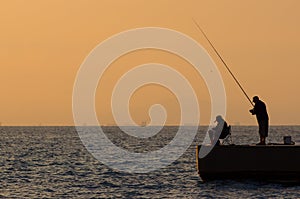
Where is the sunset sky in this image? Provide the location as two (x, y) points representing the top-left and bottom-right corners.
(1, 0), (300, 125)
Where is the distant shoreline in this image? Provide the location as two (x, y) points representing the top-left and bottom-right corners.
(0, 125), (300, 127)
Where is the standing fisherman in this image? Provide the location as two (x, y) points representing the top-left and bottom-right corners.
(249, 96), (269, 145)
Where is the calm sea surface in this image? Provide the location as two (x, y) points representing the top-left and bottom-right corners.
(1, 126), (300, 198)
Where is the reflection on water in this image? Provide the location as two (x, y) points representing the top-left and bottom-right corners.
(0, 126), (300, 198)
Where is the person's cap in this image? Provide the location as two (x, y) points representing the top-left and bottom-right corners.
(253, 96), (259, 101)
(215, 115), (223, 122)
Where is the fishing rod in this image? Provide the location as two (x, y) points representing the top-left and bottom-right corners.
(192, 18), (254, 107)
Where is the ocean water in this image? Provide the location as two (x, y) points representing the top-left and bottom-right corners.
(1, 126), (300, 198)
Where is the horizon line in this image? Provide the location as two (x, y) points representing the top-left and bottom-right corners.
(0, 124), (299, 127)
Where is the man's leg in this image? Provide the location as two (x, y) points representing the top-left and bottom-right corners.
(209, 130), (214, 145)
(258, 120), (267, 145)
(261, 136), (266, 144)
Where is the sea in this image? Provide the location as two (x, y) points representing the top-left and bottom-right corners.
(1, 126), (300, 198)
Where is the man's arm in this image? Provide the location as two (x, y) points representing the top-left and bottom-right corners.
(250, 102), (260, 115)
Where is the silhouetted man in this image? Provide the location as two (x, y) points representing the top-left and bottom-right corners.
(209, 115), (228, 145)
(249, 96), (269, 145)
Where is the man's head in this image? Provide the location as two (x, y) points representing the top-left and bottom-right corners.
(253, 96), (259, 104)
(215, 115), (224, 123)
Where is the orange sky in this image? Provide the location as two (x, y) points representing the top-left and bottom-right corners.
(1, 0), (300, 125)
